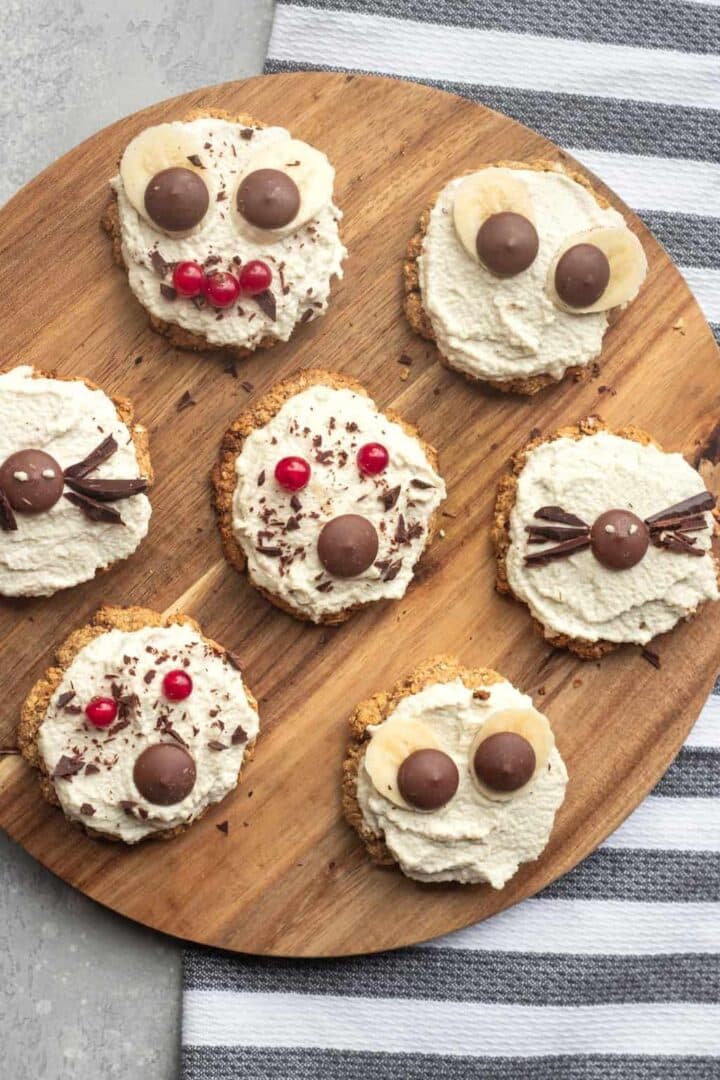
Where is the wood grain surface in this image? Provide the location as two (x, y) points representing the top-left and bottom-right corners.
(0, 73), (718, 958)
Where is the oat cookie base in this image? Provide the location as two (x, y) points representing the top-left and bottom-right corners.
(18, 604), (257, 843)
(342, 655), (505, 866)
(403, 159), (618, 396)
(492, 415), (720, 660)
(212, 367), (442, 625)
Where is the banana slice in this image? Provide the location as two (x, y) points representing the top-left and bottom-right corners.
(547, 226), (647, 313)
(120, 123), (212, 233)
(233, 138), (334, 241)
(469, 708), (554, 802)
(364, 715), (441, 809)
(453, 171), (538, 275)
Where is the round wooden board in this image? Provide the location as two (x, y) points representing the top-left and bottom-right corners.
(0, 72), (718, 958)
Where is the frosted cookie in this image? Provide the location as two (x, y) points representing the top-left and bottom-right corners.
(103, 109), (346, 358)
(213, 369), (446, 624)
(343, 656), (568, 887)
(18, 606), (259, 843)
(494, 416), (719, 659)
(0, 365), (152, 597)
(404, 161), (648, 394)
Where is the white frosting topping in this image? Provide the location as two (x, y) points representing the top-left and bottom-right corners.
(0, 366), (151, 597)
(356, 677), (567, 886)
(506, 430), (719, 644)
(112, 118), (346, 350)
(38, 622), (259, 843)
(418, 167), (626, 383)
(230, 383), (446, 621)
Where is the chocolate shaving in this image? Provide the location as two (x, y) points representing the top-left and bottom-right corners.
(150, 250), (170, 277)
(526, 524), (589, 542)
(160, 283), (177, 301)
(381, 559), (402, 582)
(64, 491), (123, 524)
(56, 691), (76, 709)
(80, 803), (96, 817)
(216, 821), (229, 835)
(652, 533), (705, 556)
(300, 309), (313, 324)
(241, 380), (254, 393)
(64, 476), (148, 502)
(187, 154), (204, 168)
(225, 651), (243, 671)
(534, 505), (589, 528)
(257, 470), (265, 486)
(641, 647), (661, 669)
(231, 725), (248, 745)
(645, 491), (715, 525)
(254, 289), (277, 321)
(0, 746), (19, 755)
(410, 478), (433, 490)
(191, 294), (206, 310)
(524, 535), (591, 565)
(647, 513), (707, 533)
(208, 740), (227, 751)
(290, 494), (302, 512)
(316, 580), (333, 592)
(64, 435), (118, 479)
(144, 669), (156, 684)
(85, 763), (100, 775)
(52, 755), (84, 779)
(0, 489), (17, 531)
(177, 390), (196, 412)
(256, 544), (282, 556)
(381, 485), (401, 511)
(473, 688), (491, 701)
(285, 515), (300, 531)
(395, 514), (408, 544)
(165, 727), (189, 749)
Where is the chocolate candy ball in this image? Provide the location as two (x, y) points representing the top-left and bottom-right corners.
(398, 748), (459, 810)
(317, 514), (379, 578)
(133, 743), (197, 806)
(237, 168), (300, 229)
(590, 508), (649, 570)
(554, 243), (610, 308)
(144, 167), (209, 231)
(473, 732), (535, 793)
(476, 212), (539, 276)
(0, 449), (63, 513)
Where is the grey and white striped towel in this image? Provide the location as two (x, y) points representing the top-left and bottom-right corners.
(182, 3), (720, 1076)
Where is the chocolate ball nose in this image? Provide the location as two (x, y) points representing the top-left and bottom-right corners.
(317, 514), (379, 578)
(0, 449), (64, 513)
(590, 509), (649, 570)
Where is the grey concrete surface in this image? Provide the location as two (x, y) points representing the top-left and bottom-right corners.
(0, 3), (274, 1078)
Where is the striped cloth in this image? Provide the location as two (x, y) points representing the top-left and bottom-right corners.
(182, 4), (720, 1077)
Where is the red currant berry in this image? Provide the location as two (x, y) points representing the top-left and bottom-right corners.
(205, 271), (240, 308)
(85, 697), (118, 729)
(239, 260), (272, 296)
(172, 261), (206, 298)
(163, 669), (193, 701)
(357, 442), (389, 476)
(274, 456), (311, 492)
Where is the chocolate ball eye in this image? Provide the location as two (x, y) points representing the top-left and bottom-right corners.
(0, 449), (63, 513)
(317, 514), (379, 578)
(144, 167), (209, 231)
(237, 168), (301, 229)
(590, 509), (649, 570)
(473, 732), (536, 793)
(554, 242), (610, 308)
(397, 748), (459, 810)
(133, 743), (197, 806)
(476, 212), (539, 277)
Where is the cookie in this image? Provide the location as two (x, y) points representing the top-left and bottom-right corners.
(18, 605), (259, 843)
(493, 416), (720, 659)
(0, 365), (152, 597)
(213, 369), (446, 624)
(103, 109), (346, 359)
(343, 656), (568, 887)
(404, 161), (647, 395)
